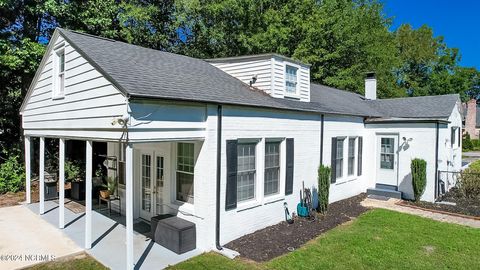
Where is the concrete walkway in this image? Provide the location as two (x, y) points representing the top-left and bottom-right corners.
(25, 201), (201, 270)
(362, 197), (480, 229)
(0, 205), (82, 270)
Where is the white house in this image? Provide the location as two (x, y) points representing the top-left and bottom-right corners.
(20, 28), (462, 268)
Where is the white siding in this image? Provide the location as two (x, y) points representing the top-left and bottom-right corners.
(210, 55), (311, 102)
(210, 59), (272, 94)
(272, 56), (311, 102)
(22, 33), (128, 140)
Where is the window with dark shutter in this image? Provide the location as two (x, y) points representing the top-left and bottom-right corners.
(358, 137), (363, 176)
(285, 138), (294, 195)
(225, 140), (238, 210)
(331, 137), (337, 183)
(451, 127), (456, 147)
(458, 128), (461, 147)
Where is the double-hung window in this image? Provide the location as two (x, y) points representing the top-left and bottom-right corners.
(176, 143), (194, 203)
(348, 138), (356, 175)
(285, 65), (298, 95)
(264, 142), (280, 196)
(335, 138), (344, 179)
(237, 143), (256, 202)
(53, 48), (65, 98)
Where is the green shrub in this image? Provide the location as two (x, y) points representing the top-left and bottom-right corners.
(463, 133), (473, 152)
(469, 160), (480, 171)
(0, 155), (25, 194)
(411, 158), (427, 202)
(317, 165), (331, 214)
(64, 159), (83, 181)
(458, 168), (480, 199)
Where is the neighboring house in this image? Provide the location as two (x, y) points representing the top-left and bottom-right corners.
(20, 28), (462, 268)
(463, 98), (480, 138)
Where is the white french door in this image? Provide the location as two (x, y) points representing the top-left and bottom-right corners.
(139, 152), (166, 220)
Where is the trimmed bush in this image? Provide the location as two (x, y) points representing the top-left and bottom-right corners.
(411, 158), (427, 202)
(458, 168), (480, 199)
(463, 133), (473, 152)
(317, 165), (331, 214)
(0, 154), (25, 194)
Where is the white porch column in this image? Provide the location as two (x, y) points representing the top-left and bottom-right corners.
(24, 136), (31, 204)
(85, 140), (92, 249)
(59, 138), (65, 229)
(39, 137), (45, 215)
(125, 143), (134, 269)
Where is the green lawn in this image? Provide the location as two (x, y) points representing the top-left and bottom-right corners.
(169, 209), (480, 270)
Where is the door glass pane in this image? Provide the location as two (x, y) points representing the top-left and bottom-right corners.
(380, 138), (395, 169)
(141, 154), (151, 212)
(156, 156), (164, 214)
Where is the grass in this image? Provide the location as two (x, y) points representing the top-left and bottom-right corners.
(27, 254), (107, 270)
(168, 209), (480, 270)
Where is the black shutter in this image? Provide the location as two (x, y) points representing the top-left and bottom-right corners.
(285, 138), (294, 195)
(357, 137), (363, 176)
(451, 127), (455, 147)
(331, 137), (337, 183)
(225, 140), (238, 210)
(458, 128), (461, 147)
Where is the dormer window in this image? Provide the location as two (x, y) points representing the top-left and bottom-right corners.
(285, 65), (298, 95)
(53, 46), (65, 99)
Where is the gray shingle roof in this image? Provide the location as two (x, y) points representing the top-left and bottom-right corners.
(367, 94), (460, 119)
(58, 28), (459, 120)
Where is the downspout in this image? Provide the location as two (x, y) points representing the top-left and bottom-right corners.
(434, 122), (439, 200)
(320, 114), (325, 165)
(215, 105), (223, 250)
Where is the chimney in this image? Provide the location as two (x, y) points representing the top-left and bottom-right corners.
(365, 72), (377, 100)
(465, 98), (478, 138)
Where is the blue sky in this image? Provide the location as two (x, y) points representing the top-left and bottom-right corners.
(383, 0), (479, 69)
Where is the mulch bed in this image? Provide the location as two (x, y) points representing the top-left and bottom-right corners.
(401, 188), (480, 218)
(225, 193), (369, 262)
(0, 181), (39, 208)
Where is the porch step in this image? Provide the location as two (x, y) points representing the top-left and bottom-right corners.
(375, 183), (398, 191)
(367, 188), (402, 199)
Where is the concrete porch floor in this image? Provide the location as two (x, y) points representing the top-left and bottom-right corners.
(25, 201), (202, 269)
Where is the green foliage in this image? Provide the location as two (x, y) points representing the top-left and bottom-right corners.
(64, 160), (83, 182)
(463, 133), (474, 151)
(411, 158), (427, 202)
(458, 168), (480, 199)
(317, 165), (331, 214)
(102, 176), (117, 195)
(0, 154), (25, 194)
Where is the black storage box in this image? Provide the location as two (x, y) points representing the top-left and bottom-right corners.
(151, 214), (174, 238)
(153, 216), (196, 254)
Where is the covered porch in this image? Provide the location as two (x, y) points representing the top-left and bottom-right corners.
(23, 136), (206, 269)
(25, 200), (201, 269)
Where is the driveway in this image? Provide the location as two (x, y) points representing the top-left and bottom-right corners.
(463, 151), (480, 166)
(0, 204), (82, 269)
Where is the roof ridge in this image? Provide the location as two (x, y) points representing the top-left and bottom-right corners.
(58, 28), (116, 42)
(371, 93), (460, 102)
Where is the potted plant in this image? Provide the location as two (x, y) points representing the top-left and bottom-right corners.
(100, 177), (117, 199)
(65, 160), (85, 200)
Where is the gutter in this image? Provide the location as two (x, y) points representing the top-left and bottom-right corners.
(320, 114), (324, 165)
(215, 105), (223, 250)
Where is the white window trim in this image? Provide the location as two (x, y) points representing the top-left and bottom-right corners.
(263, 140), (281, 197)
(173, 142), (196, 207)
(236, 140), (260, 209)
(52, 44), (66, 100)
(335, 136), (360, 185)
(284, 62), (301, 99)
(236, 138), (287, 211)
